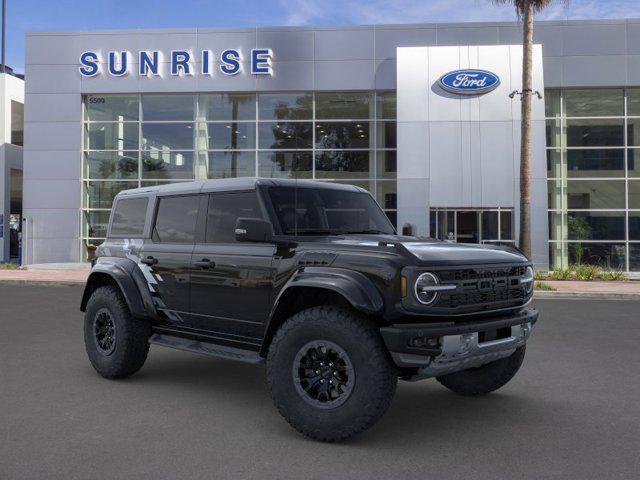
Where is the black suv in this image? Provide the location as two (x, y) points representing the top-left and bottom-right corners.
(81, 178), (537, 441)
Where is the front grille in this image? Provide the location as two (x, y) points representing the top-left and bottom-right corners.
(437, 266), (526, 282)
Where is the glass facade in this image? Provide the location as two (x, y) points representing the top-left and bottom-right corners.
(82, 92), (397, 258)
(546, 88), (640, 272)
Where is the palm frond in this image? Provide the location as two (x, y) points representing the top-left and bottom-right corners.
(493, 0), (557, 15)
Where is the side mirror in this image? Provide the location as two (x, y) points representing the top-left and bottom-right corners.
(235, 217), (274, 243)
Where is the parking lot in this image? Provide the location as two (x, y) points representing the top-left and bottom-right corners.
(1, 284), (639, 480)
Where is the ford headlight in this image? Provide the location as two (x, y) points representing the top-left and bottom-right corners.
(414, 272), (441, 305)
(522, 266), (534, 294)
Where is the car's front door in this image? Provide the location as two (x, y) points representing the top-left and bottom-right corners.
(139, 194), (201, 324)
(186, 191), (276, 343)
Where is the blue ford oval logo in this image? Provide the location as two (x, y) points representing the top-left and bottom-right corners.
(438, 69), (500, 95)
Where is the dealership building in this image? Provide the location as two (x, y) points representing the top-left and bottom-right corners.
(21, 18), (640, 272)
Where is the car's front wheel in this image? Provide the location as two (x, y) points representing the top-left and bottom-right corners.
(84, 285), (151, 379)
(267, 306), (397, 442)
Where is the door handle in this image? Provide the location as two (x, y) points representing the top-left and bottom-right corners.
(194, 258), (215, 269)
(141, 256), (158, 266)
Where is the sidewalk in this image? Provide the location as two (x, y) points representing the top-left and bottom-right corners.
(535, 280), (640, 300)
(0, 267), (89, 285)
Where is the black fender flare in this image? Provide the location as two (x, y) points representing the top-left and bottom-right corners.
(260, 267), (384, 355)
(80, 258), (157, 320)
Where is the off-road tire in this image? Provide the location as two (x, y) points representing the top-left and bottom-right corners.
(436, 345), (526, 396)
(266, 306), (397, 442)
(84, 285), (150, 379)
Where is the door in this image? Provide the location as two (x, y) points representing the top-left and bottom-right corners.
(186, 191), (275, 342)
(139, 194), (200, 324)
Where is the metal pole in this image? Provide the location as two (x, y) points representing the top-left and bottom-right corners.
(1, 0), (5, 74)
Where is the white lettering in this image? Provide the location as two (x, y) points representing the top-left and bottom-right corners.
(452, 73), (488, 88)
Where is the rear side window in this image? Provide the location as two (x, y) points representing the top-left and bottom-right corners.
(153, 195), (200, 243)
(110, 197), (149, 237)
(206, 192), (262, 243)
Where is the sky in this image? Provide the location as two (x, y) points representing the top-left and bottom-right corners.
(5, 0), (640, 73)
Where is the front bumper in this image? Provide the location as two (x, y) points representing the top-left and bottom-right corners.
(380, 308), (538, 380)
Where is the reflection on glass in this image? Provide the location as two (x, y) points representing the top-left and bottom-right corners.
(630, 244), (640, 271)
(84, 239), (104, 261)
(500, 211), (513, 240)
(629, 180), (640, 209)
(548, 179), (565, 210)
(376, 91), (396, 119)
(376, 181), (397, 210)
(198, 93), (255, 121)
(85, 95), (139, 122)
(566, 119), (624, 147)
(567, 211), (625, 240)
(377, 151), (397, 179)
(84, 181), (138, 209)
(566, 149), (624, 178)
(142, 150), (195, 179)
(142, 123), (195, 150)
(84, 151), (138, 179)
(544, 89), (560, 118)
(198, 122), (256, 150)
(315, 92), (373, 119)
(83, 210), (111, 238)
(315, 151), (373, 179)
(258, 122), (313, 149)
(258, 152), (312, 179)
(546, 119), (562, 148)
(315, 122), (371, 149)
(568, 243), (626, 269)
(549, 242), (569, 270)
(437, 211), (455, 240)
(376, 122), (397, 149)
(85, 123), (139, 150)
(627, 88), (640, 117)
(566, 180), (625, 209)
(547, 149), (562, 178)
(548, 212), (564, 242)
(629, 149), (640, 178)
(563, 89), (623, 117)
(630, 213), (640, 240)
(481, 211), (499, 240)
(200, 151), (256, 179)
(258, 93), (312, 120)
(142, 94), (195, 121)
(627, 118), (640, 147)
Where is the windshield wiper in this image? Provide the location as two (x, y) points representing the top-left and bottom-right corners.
(287, 228), (342, 236)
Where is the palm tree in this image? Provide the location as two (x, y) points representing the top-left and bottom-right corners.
(494, 0), (553, 260)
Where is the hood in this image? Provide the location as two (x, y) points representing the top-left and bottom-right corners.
(399, 241), (528, 266)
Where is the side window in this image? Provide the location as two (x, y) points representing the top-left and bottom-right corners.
(206, 192), (263, 243)
(153, 195), (200, 243)
(110, 197), (149, 237)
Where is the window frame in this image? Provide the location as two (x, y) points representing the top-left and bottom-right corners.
(108, 195), (150, 239)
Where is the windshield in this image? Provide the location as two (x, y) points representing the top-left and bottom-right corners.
(267, 186), (395, 236)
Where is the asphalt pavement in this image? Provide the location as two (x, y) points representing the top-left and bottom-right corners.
(1, 284), (639, 480)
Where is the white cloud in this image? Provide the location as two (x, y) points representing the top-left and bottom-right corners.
(278, 0), (640, 26)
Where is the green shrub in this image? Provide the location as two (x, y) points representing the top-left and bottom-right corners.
(550, 268), (573, 280)
(534, 270), (549, 281)
(535, 281), (556, 291)
(597, 270), (626, 281)
(574, 264), (601, 281)
(0, 262), (21, 270)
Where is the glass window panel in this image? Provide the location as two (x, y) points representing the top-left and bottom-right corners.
(198, 93), (255, 121)
(549, 242), (569, 270)
(376, 181), (397, 210)
(546, 119), (562, 148)
(258, 122), (313, 149)
(258, 152), (312, 179)
(315, 151), (373, 179)
(630, 244), (640, 271)
(142, 151), (195, 180)
(481, 211), (499, 241)
(629, 149), (640, 178)
(385, 210), (397, 229)
(141, 123), (195, 150)
(376, 122), (397, 149)
(85, 95), (139, 122)
(568, 243), (626, 269)
(142, 95), (194, 121)
(84, 122), (139, 150)
(110, 197), (148, 237)
(206, 192), (263, 243)
(198, 122), (256, 150)
(567, 211), (625, 240)
(629, 180), (640, 209)
(83, 210), (111, 238)
(627, 118), (640, 147)
(258, 93), (312, 120)
(376, 91), (396, 119)
(200, 151), (256, 179)
(84, 181), (138, 209)
(547, 179), (565, 210)
(566, 180), (625, 209)
(566, 149), (625, 178)
(626, 88), (640, 116)
(377, 151), (397, 179)
(153, 195), (199, 243)
(315, 92), (373, 119)
(10, 101), (23, 146)
(544, 89), (560, 118)
(500, 211), (513, 240)
(566, 119), (624, 147)
(548, 212), (565, 242)
(563, 89), (623, 117)
(437, 210), (456, 241)
(629, 213), (640, 240)
(315, 121), (372, 149)
(84, 151), (138, 179)
(547, 149), (562, 178)
(141, 180), (190, 187)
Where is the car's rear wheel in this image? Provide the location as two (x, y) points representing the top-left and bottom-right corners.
(84, 285), (150, 379)
(266, 306), (397, 442)
(436, 345), (526, 396)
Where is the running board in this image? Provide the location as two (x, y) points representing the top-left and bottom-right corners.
(149, 333), (264, 364)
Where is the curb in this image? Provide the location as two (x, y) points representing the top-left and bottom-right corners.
(534, 291), (640, 301)
(0, 279), (85, 287)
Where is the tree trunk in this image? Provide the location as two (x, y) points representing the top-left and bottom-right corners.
(519, 3), (534, 260)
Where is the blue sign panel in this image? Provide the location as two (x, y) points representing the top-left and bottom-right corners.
(438, 69), (500, 95)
